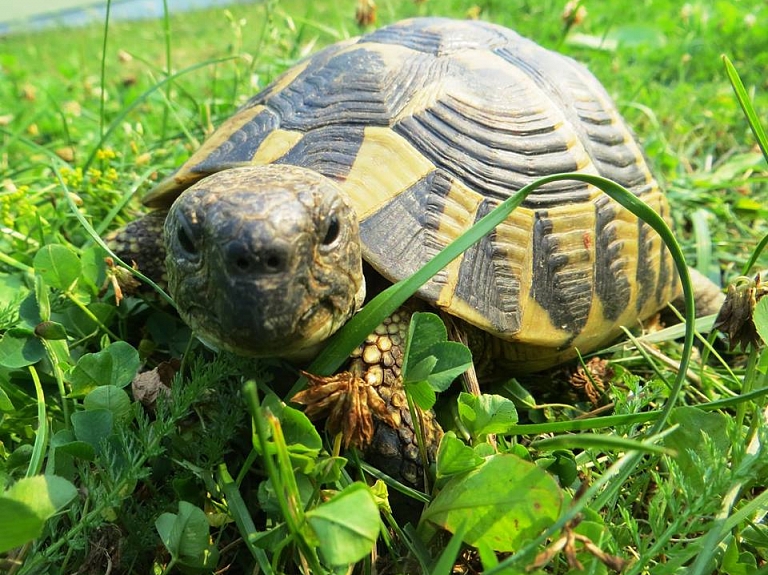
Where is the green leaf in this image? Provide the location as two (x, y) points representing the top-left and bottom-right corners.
(61, 303), (117, 339)
(155, 501), (214, 566)
(503, 379), (538, 409)
(754, 297), (768, 347)
(0, 498), (43, 553)
(0, 475), (78, 553)
(664, 406), (730, 490)
(33, 245), (82, 291)
(262, 393), (322, 454)
(18, 292), (42, 328)
(80, 245), (107, 294)
(51, 430), (95, 461)
(34, 274), (51, 322)
(0, 387), (14, 412)
(406, 379), (436, 411)
(436, 432), (484, 478)
(34, 321), (68, 340)
(422, 453), (562, 552)
(405, 355), (438, 384)
(71, 409), (114, 451)
(70, 341), (140, 396)
(0, 330), (45, 368)
(402, 312), (447, 378)
(424, 341), (472, 391)
(457, 393), (518, 439)
(84, 386), (133, 423)
(305, 483), (379, 566)
(402, 313), (471, 393)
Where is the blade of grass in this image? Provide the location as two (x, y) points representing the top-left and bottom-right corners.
(531, 431), (677, 456)
(99, 0), (113, 141)
(161, 0), (172, 140)
(723, 55), (768, 165)
(217, 463), (275, 573)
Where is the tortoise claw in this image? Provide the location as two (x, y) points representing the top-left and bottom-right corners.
(293, 370), (397, 449)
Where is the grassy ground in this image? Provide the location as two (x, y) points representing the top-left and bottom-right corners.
(1, 0), (768, 573)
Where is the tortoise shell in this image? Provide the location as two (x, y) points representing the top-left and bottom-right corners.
(146, 17), (678, 365)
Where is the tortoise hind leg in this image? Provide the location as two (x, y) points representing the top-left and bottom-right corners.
(683, 267), (725, 317)
(293, 307), (442, 490)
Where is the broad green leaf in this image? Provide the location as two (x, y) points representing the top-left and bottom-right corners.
(34, 321), (68, 340)
(0, 475), (77, 553)
(33, 245), (81, 291)
(262, 393), (322, 454)
(305, 483), (379, 566)
(18, 293), (42, 328)
(51, 430), (95, 461)
(424, 341), (472, 391)
(422, 453), (562, 552)
(0, 330), (45, 368)
(155, 512), (180, 556)
(80, 245), (107, 294)
(406, 379), (436, 411)
(402, 312), (447, 377)
(70, 341), (140, 396)
(405, 355), (438, 384)
(71, 409), (114, 451)
(457, 393), (518, 439)
(0, 387), (14, 412)
(0, 498), (42, 553)
(754, 297), (768, 347)
(664, 406), (730, 490)
(166, 501), (212, 564)
(155, 501), (216, 567)
(402, 313), (471, 393)
(84, 386), (133, 423)
(436, 432), (484, 478)
(503, 379), (538, 409)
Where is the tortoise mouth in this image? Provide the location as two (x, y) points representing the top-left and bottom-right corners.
(179, 298), (336, 359)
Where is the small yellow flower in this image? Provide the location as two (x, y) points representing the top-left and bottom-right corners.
(96, 148), (117, 161)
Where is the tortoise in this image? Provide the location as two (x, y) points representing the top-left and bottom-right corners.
(111, 17), (722, 484)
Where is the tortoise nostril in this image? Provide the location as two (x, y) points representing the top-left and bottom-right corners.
(225, 242), (289, 275)
(264, 252), (284, 272)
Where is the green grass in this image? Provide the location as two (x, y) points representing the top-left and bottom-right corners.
(1, 0), (768, 573)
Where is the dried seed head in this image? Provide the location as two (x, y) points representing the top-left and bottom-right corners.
(713, 274), (768, 350)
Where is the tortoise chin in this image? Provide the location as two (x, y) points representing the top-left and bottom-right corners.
(162, 165), (366, 358)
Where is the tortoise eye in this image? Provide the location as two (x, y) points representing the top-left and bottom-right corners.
(176, 217), (199, 256)
(321, 214), (340, 246)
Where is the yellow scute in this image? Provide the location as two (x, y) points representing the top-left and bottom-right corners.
(339, 127), (435, 219)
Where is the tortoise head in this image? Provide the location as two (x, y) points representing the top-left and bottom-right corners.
(163, 165), (366, 358)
